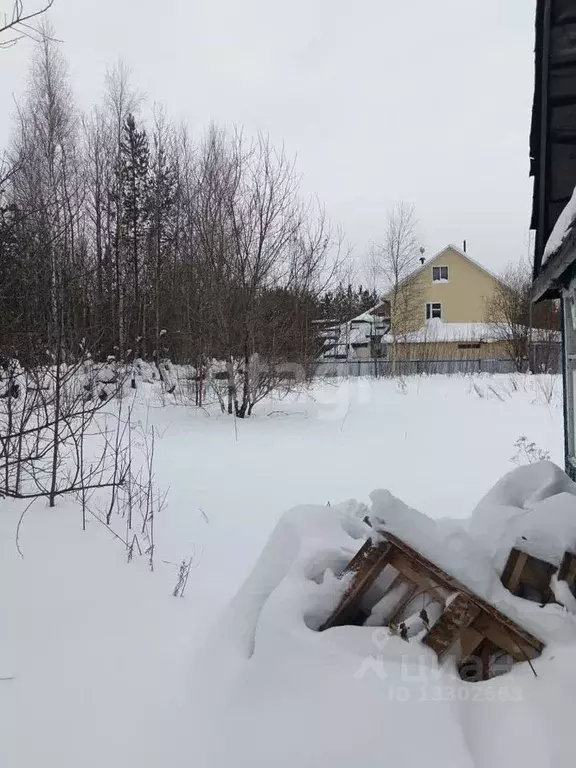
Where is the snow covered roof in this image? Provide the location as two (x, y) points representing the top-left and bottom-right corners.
(350, 310), (381, 324)
(381, 320), (496, 344)
(380, 320), (559, 345)
(319, 319), (559, 359)
(542, 184), (576, 268)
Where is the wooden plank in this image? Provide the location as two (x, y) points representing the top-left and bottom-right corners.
(422, 593), (480, 659)
(501, 549), (529, 593)
(471, 612), (541, 662)
(518, 559), (556, 601)
(321, 531), (545, 666)
(320, 539), (393, 630)
(501, 548), (522, 591)
(558, 550), (576, 588)
(501, 548), (555, 603)
(388, 550), (450, 605)
(479, 640), (492, 682)
(341, 538), (374, 576)
(459, 626), (484, 661)
(458, 632), (490, 682)
(383, 532), (544, 655)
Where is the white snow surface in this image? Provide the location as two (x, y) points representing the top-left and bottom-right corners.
(192, 471), (576, 767)
(0, 375), (571, 767)
(382, 319), (560, 344)
(470, 460), (576, 571)
(192, 502), (475, 768)
(370, 464), (576, 645)
(544, 183), (576, 265)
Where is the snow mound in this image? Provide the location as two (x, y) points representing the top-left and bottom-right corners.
(191, 466), (576, 766)
(369, 488), (497, 599)
(544, 183), (576, 264)
(470, 460), (576, 571)
(192, 501), (473, 767)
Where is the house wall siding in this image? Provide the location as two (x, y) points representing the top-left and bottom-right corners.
(392, 247), (500, 331)
(394, 340), (510, 361)
(353, 340), (511, 362)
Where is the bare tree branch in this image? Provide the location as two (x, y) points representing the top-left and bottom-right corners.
(0, 1), (55, 48)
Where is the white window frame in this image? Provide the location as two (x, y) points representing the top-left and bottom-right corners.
(432, 265), (449, 282)
(425, 302), (442, 321)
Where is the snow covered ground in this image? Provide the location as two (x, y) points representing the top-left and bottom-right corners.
(0, 373), (566, 767)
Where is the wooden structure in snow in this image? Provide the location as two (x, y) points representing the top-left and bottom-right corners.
(559, 550), (576, 587)
(500, 546), (576, 605)
(321, 532), (545, 681)
(500, 548), (557, 604)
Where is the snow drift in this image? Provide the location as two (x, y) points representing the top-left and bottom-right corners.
(192, 461), (576, 767)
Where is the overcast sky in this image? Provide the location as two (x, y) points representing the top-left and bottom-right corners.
(1, 0), (536, 274)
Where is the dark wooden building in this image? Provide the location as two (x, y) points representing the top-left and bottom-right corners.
(531, 0), (576, 478)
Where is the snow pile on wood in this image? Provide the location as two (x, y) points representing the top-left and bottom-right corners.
(191, 462), (576, 767)
(544, 183), (576, 264)
(470, 460), (576, 573)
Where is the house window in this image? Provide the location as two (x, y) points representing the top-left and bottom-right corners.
(425, 302), (442, 320)
(432, 266), (449, 282)
(458, 343), (481, 350)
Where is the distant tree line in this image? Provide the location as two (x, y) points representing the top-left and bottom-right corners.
(318, 284), (379, 323)
(0, 28), (352, 381)
(2, 19), (557, 394)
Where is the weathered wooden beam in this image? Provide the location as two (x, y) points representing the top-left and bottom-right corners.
(320, 539), (393, 630)
(501, 548), (556, 604)
(388, 550), (450, 605)
(422, 593), (480, 659)
(321, 530), (545, 673)
(558, 550), (576, 588)
(459, 626), (485, 661)
(471, 613), (541, 662)
(383, 532), (544, 656)
(501, 549), (529, 594)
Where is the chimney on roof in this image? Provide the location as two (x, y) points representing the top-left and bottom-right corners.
(463, 239), (467, 253)
(419, 246), (425, 265)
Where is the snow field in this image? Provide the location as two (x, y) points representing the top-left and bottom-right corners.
(0, 373), (566, 766)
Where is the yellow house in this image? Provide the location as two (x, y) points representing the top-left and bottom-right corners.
(319, 244), (560, 370)
(381, 244), (508, 361)
(322, 245), (513, 364)
(384, 244), (502, 332)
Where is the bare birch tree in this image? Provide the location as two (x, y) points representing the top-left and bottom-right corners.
(370, 203), (421, 368)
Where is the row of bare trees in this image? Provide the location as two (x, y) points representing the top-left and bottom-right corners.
(0, 26), (344, 415)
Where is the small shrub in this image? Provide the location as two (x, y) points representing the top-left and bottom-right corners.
(511, 435), (551, 465)
(533, 373), (559, 405)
